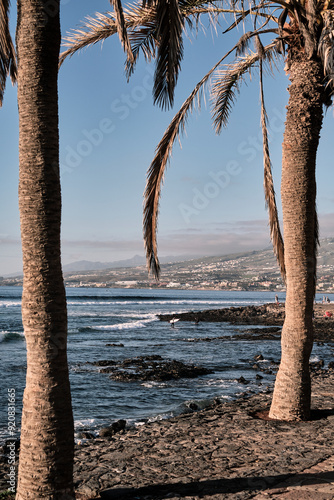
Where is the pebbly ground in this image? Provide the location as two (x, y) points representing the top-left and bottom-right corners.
(71, 370), (334, 500)
(2, 370), (334, 500)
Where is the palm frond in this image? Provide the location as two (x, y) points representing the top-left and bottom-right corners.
(0, 0), (16, 105)
(212, 41), (279, 133)
(318, 9), (334, 92)
(125, 20), (157, 78)
(313, 209), (319, 295)
(236, 29), (279, 56)
(153, 0), (184, 109)
(109, 0), (134, 64)
(257, 36), (285, 280)
(277, 7), (288, 54)
(212, 52), (259, 133)
(144, 45), (240, 277)
(223, 6), (280, 35)
(59, 11), (117, 67)
(59, 5), (156, 67)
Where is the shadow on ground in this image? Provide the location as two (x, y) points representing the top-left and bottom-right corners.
(98, 470), (334, 499)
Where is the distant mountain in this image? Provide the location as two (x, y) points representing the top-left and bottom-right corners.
(62, 255), (146, 272)
(4, 239), (334, 288)
(58, 237), (334, 292)
(62, 238), (334, 274)
(62, 254), (197, 273)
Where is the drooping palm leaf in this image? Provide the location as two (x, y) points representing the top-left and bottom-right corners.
(223, 5), (280, 34)
(109, 0), (135, 64)
(211, 41), (279, 133)
(59, 5), (156, 67)
(211, 52), (260, 133)
(0, 0), (16, 105)
(59, 11), (118, 67)
(153, 0), (184, 109)
(257, 36), (285, 280)
(313, 209), (319, 293)
(235, 28), (279, 56)
(125, 18), (157, 78)
(318, 9), (334, 92)
(144, 43), (246, 276)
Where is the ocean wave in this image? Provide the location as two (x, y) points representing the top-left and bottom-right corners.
(95, 318), (156, 330)
(67, 295), (181, 302)
(68, 311), (157, 320)
(77, 317), (156, 333)
(0, 300), (21, 308)
(0, 331), (25, 342)
(74, 418), (97, 430)
(67, 298), (266, 308)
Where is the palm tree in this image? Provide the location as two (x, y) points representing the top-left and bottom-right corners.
(0, 0), (16, 103)
(1, 0), (75, 497)
(60, 0), (333, 421)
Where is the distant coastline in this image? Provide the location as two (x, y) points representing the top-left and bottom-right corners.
(2, 239), (334, 292)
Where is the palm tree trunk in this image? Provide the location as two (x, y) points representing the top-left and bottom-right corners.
(16, 1), (74, 498)
(269, 55), (324, 421)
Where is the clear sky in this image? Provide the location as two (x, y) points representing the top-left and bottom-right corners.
(1, 0), (334, 275)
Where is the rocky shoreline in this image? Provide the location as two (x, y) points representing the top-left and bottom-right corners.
(3, 370), (333, 500)
(1, 302), (334, 499)
(159, 302), (334, 341)
(71, 370), (334, 498)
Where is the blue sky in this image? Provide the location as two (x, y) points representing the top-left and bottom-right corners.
(1, 0), (334, 275)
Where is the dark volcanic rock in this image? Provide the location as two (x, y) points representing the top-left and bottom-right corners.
(77, 431), (95, 440)
(99, 419), (127, 439)
(90, 355), (213, 382)
(159, 303), (334, 342)
(159, 303), (285, 326)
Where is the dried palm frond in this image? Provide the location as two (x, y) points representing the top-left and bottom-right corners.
(211, 52), (259, 133)
(277, 7), (288, 54)
(144, 44), (242, 277)
(223, 5), (280, 35)
(313, 210), (319, 294)
(318, 9), (334, 91)
(59, 11), (117, 67)
(59, 5), (156, 67)
(236, 28), (279, 56)
(109, 0), (134, 64)
(257, 36), (285, 280)
(0, 0), (16, 105)
(125, 21), (157, 78)
(153, 0), (184, 109)
(212, 41), (278, 133)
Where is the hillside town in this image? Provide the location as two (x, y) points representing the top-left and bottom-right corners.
(2, 239), (334, 293)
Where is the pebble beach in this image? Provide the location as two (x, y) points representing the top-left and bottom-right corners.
(73, 369), (334, 499)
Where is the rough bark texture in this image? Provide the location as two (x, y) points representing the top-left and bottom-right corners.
(269, 55), (324, 421)
(16, 1), (74, 498)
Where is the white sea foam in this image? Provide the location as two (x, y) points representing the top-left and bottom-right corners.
(67, 299), (261, 307)
(95, 318), (156, 330)
(141, 381), (168, 388)
(74, 418), (97, 430)
(0, 300), (21, 308)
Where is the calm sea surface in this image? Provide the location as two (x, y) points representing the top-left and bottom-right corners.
(1, 287), (333, 443)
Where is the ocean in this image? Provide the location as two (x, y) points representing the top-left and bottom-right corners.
(1, 287), (332, 443)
